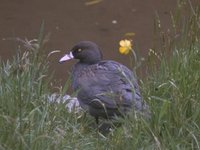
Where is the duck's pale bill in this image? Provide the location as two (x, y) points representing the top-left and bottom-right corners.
(59, 52), (74, 63)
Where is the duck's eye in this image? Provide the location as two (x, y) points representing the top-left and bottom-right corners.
(77, 48), (82, 52)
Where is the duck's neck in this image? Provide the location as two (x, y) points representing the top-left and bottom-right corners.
(74, 62), (91, 70)
(80, 59), (101, 65)
(71, 62), (91, 90)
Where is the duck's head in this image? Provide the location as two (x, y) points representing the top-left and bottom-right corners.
(59, 41), (103, 64)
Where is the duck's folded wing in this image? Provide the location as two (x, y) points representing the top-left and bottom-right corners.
(77, 61), (142, 110)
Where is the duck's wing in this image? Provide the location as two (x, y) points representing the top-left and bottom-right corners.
(76, 60), (144, 111)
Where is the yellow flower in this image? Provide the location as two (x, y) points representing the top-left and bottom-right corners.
(119, 39), (132, 55)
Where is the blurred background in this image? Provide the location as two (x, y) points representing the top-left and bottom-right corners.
(0, 0), (190, 87)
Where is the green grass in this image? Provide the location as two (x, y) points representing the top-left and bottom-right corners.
(0, 1), (200, 150)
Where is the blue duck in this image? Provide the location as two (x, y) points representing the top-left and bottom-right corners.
(59, 41), (149, 124)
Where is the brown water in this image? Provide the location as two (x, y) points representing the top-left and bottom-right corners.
(0, 0), (177, 87)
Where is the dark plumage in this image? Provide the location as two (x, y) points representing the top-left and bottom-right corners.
(59, 41), (149, 124)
